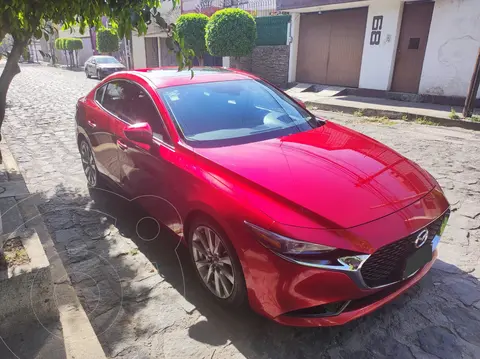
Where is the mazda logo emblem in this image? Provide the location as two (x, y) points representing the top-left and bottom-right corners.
(414, 229), (429, 248)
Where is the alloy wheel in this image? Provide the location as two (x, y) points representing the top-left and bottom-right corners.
(192, 226), (235, 299)
(80, 140), (97, 187)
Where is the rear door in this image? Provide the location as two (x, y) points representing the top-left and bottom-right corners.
(84, 83), (121, 184)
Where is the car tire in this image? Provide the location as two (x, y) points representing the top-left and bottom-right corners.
(188, 215), (247, 308)
(79, 138), (103, 188)
(97, 70), (103, 80)
(85, 69), (91, 78)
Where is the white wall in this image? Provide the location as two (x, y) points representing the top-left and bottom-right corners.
(419, 0), (480, 98)
(287, 13), (300, 83)
(359, 0), (403, 90)
(131, 33), (146, 68)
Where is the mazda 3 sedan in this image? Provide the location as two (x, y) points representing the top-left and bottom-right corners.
(75, 67), (450, 326)
(84, 55), (126, 80)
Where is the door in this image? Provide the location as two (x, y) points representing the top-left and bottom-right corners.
(85, 83), (122, 184)
(145, 37), (159, 67)
(296, 8), (368, 87)
(159, 38), (177, 66)
(110, 81), (181, 230)
(391, 2), (434, 93)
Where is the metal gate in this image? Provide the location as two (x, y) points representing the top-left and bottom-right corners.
(296, 8), (368, 87)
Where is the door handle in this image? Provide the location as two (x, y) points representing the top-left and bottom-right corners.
(117, 139), (128, 150)
(87, 120), (96, 128)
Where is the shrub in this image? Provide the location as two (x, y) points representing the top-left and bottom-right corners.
(64, 38), (83, 51)
(54, 38), (64, 50)
(206, 8), (256, 58)
(96, 28), (119, 54)
(176, 13), (209, 63)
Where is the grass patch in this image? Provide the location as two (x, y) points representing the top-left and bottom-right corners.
(414, 117), (438, 126)
(353, 109), (364, 117)
(0, 238), (30, 270)
(361, 116), (395, 125)
(129, 248), (139, 256)
(449, 108), (460, 120)
(469, 115), (480, 123)
(402, 115), (409, 121)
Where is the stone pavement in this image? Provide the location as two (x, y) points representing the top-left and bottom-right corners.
(1, 64), (480, 358)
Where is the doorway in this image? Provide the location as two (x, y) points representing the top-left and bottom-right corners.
(391, 2), (434, 93)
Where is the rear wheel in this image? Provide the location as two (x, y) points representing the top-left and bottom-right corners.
(79, 139), (100, 188)
(188, 216), (247, 308)
(85, 68), (91, 78)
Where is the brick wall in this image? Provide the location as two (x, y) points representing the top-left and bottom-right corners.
(230, 45), (290, 87)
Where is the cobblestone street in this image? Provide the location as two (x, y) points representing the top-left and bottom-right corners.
(2, 65), (480, 358)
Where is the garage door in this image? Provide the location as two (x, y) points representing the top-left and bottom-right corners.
(296, 8), (368, 87)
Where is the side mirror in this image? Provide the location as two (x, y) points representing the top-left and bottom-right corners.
(124, 122), (153, 144)
(293, 97), (307, 109)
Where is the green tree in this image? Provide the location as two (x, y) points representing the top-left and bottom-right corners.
(54, 37), (69, 67)
(205, 8), (256, 58)
(96, 28), (119, 54)
(176, 13), (209, 66)
(65, 38), (83, 67)
(0, 0), (191, 141)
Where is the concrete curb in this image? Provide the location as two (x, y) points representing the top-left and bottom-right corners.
(305, 100), (480, 131)
(0, 142), (107, 359)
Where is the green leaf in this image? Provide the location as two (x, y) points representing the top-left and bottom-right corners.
(34, 29), (42, 39)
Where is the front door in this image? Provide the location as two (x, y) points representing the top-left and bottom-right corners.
(110, 81), (182, 232)
(391, 2), (434, 93)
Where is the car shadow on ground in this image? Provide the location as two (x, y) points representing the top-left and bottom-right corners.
(23, 184), (480, 359)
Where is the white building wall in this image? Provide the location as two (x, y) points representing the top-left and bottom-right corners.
(131, 33), (146, 68)
(419, 0), (480, 98)
(358, 0), (403, 90)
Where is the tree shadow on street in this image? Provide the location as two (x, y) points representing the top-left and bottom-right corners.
(13, 183), (480, 359)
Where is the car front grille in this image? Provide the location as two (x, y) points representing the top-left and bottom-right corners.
(360, 211), (448, 288)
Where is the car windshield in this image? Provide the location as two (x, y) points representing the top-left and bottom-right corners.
(158, 79), (320, 147)
(95, 57), (120, 64)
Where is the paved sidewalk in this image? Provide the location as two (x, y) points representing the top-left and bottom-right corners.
(0, 143), (106, 359)
(289, 90), (480, 130)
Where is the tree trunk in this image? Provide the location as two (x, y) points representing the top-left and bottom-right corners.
(0, 38), (28, 142)
(198, 57), (204, 67)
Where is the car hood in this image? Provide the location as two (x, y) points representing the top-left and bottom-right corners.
(97, 63), (124, 69)
(194, 121), (436, 229)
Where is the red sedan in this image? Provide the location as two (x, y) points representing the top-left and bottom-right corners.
(75, 67), (450, 327)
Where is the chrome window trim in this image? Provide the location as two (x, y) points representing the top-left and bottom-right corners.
(93, 78), (174, 149)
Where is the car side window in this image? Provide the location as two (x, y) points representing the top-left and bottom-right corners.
(102, 81), (128, 121)
(95, 85), (105, 103)
(102, 80), (171, 144)
(127, 84), (171, 144)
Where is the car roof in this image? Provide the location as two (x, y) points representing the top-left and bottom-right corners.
(132, 67), (258, 89)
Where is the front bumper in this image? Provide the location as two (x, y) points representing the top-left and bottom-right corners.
(238, 189), (449, 326)
(273, 250), (437, 327)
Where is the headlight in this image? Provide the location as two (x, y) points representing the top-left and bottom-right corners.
(245, 222), (336, 256)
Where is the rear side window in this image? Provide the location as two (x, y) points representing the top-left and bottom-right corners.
(95, 85), (105, 103)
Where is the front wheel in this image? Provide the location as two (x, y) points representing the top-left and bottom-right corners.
(96, 70), (103, 80)
(188, 216), (247, 308)
(85, 69), (91, 78)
